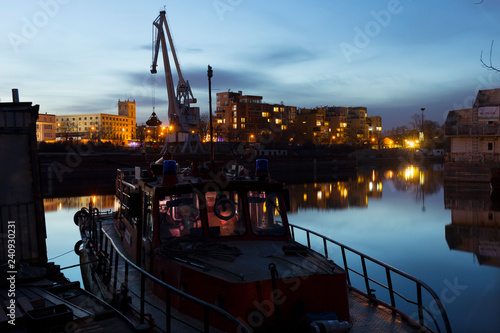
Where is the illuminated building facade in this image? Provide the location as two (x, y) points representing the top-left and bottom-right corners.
(446, 89), (500, 164)
(215, 90), (379, 145)
(36, 113), (56, 142)
(55, 99), (136, 142)
(215, 90), (296, 142)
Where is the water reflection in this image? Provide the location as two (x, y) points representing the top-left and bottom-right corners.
(44, 195), (115, 212)
(286, 163), (444, 212)
(445, 183), (500, 268)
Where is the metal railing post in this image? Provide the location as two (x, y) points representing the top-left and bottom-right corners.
(113, 251), (119, 293)
(204, 307), (210, 333)
(360, 257), (372, 297)
(140, 273), (145, 324)
(108, 245), (113, 268)
(341, 247), (350, 285)
(166, 288), (171, 333)
(417, 283), (424, 325)
(124, 261), (129, 287)
(386, 267), (396, 308)
(323, 238), (328, 258)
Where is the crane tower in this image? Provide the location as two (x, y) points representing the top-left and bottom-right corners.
(151, 10), (203, 153)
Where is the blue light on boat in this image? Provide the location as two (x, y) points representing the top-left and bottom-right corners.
(163, 160), (177, 175)
(256, 159), (268, 172)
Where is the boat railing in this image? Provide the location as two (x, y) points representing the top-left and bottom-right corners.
(289, 224), (452, 333)
(97, 227), (250, 333)
(116, 169), (137, 211)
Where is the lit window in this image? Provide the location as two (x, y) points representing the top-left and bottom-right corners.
(262, 112), (269, 117)
(233, 124), (238, 129)
(241, 118), (245, 123)
(275, 119), (282, 124)
(233, 117), (237, 123)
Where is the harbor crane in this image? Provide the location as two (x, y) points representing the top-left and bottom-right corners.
(151, 10), (203, 153)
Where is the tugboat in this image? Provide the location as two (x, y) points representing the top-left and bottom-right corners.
(77, 159), (351, 332)
(75, 158), (452, 332)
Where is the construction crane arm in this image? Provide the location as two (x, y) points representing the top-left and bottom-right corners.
(150, 10), (199, 132)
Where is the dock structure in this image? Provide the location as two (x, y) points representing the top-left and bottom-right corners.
(445, 88), (500, 182)
(0, 90), (138, 332)
(0, 89), (47, 265)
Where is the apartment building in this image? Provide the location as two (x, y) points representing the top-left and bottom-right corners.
(215, 91), (295, 142)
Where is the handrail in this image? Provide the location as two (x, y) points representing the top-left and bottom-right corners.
(98, 227), (250, 333)
(289, 224), (452, 333)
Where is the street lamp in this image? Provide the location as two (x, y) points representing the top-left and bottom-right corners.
(420, 108), (425, 141)
(207, 65), (214, 164)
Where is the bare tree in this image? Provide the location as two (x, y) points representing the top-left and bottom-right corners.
(196, 113), (209, 141)
(409, 113), (422, 131)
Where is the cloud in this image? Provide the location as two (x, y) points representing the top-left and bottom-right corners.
(246, 46), (317, 66)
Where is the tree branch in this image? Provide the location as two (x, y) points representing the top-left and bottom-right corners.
(480, 40), (500, 73)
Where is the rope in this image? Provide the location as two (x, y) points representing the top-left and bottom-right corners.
(48, 249), (74, 261)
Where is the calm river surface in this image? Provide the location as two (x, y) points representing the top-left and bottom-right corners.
(44, 162), (500, 333)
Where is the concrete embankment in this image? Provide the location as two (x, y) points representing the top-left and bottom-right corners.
(38, 151), (357, 197)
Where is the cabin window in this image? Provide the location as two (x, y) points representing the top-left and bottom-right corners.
(248, 191), (286, 236)
(158, 193), (201, 241)
(206, 191), (245, 237)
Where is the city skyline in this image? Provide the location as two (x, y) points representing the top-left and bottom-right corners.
(2, 0), (500, 130)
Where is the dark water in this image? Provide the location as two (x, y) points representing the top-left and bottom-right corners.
(44, 163), (500, 333)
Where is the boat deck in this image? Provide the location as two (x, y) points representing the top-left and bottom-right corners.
(0, 272), (137, 332)
(348, 291), (425, 332)
(89, 220), (426, 332)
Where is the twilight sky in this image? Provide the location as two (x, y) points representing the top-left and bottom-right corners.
(2, 0), (500, 130)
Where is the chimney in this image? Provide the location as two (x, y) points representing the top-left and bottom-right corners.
(12, 88), (19, 103)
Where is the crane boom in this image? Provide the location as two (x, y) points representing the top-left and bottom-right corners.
(151, 10), (199, 133)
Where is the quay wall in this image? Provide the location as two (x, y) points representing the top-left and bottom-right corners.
(38, 152), (357, 197)
(444, 163), (493, 183)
